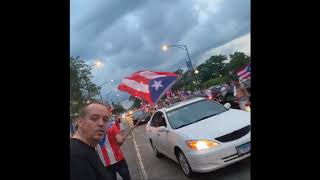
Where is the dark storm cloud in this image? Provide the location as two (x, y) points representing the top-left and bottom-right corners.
(71, 0), (250, 99)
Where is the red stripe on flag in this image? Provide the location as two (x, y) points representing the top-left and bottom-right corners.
(237, 66), (248, 76)
(118, 84), (152, 104)
(240, 72), (250, 79)
(126, 75), (149, 85)
(153, 71), (178, 76)
(100, 145), (111, 166)
(108, 127), (124, 162)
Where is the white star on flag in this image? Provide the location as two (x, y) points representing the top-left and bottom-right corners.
(151, 80), (163, 91)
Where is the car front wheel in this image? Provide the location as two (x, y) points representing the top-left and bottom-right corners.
(177, 151), (193, 177)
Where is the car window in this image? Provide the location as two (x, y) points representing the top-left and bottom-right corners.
(166, 99), (228, 129)
(150, 112), (161, 127)
(157, 113), (167, 127)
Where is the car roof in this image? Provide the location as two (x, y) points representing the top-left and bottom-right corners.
(160, 97), (206, 112)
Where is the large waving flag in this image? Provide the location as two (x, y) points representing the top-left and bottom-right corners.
(117, 70), (178, 105)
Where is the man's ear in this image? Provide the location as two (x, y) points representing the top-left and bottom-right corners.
(77, 117), (84, 128)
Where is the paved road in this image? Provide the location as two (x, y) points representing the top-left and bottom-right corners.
(120, 118), (250, 180)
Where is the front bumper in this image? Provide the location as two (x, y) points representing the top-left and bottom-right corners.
(185, 134), (250, 173)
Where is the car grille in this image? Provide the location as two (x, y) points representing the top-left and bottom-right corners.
(215, 125), (250, 143)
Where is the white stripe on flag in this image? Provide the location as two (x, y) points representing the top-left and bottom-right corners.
(237, 66), (248, 76)
(138, 71), (166, 79)
(121, 79), (149, 93)
(104, 136), (117, 165)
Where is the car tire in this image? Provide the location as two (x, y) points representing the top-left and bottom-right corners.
(177, 150), (194, 177)
(150, 140), (163, 158)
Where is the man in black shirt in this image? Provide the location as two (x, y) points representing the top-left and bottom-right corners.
(70, 103), (112, 180)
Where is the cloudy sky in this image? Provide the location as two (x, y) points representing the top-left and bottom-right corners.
(71, 0), (250, 106)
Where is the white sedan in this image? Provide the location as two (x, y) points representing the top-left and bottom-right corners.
(145, 97), (250, 177)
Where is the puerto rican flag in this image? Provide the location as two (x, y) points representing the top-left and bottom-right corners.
(117, 70), (178, 105)
(237, 64), (251, 81)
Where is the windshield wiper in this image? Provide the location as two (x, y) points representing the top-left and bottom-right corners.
(174, 112), (222, 129)
(195, 112), (222, 122)
(175, 122), (194, 129)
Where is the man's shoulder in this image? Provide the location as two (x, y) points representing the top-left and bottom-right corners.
(70, 138), (93, 157)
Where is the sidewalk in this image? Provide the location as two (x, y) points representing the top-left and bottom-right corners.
(118, 119), (143, 180)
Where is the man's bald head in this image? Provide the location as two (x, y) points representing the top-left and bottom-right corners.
(76, 103), (110, 146)
(79, 103), (109, 118)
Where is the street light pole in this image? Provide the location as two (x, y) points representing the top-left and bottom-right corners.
(82, 60), (104, 103)
(83, 78), (92, 102)
(162, 44), (200, 89)
(99, 89), (103, 103)
(98, 80), (115, 104)
(184, 45), (193, 70)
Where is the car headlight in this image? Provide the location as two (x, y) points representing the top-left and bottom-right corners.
(186, 140), (219, 150)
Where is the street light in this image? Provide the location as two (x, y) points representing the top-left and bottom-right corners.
(161, 44), (193, 69)
(89, 59), (104, 68)
(81, 59), (105, 101)
(161, 45), (169, 52)
(195, 69), (199, 74)
(95, 59), (103, 68)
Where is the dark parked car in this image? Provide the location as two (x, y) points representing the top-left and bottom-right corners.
(186, 92), (210, 100)
(209, 85), (227, 100)
(132, 109), (150, 125)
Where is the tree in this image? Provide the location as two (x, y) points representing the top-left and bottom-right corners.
(221, 52), (251, 82)
(169, 52), (251, 92)
(131, 98), (142, 109)
(112, 104), (126, 114)
(202, 76), (228, 88)
(197, 55), (228, 83)
(171, 70), (194, 91)
(226, 52), (251, 80)
(70, 56), (101, 118)
(174, 69), (184, 75)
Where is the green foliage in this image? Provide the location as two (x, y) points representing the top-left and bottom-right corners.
(70, 56), (101, 118)
(202, 76), (228, 88)
(171, 52), (250, 92)
(112, 104), (126, 114)
(131, 98), (142, 109)
(227, 52), (250, 78)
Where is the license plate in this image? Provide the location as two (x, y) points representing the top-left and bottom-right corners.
(236, 142), (250, 156)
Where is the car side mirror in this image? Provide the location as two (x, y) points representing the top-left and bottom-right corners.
(224, 103), (231, 109)
(158, 126), (169, 133)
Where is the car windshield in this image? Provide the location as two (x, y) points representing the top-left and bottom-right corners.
(166, 99), (228, 129)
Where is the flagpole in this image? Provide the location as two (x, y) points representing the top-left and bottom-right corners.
(124, 118), (144, 138)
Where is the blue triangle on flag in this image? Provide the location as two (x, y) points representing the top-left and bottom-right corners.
(98, 135), (106, 145)
(149, 76), (177, 104)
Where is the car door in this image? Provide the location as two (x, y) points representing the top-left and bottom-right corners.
(156, 112), (171, 155)
(147, 112), (161, 145)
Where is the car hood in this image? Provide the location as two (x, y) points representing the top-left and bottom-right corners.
(175, 109), (250, 140)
